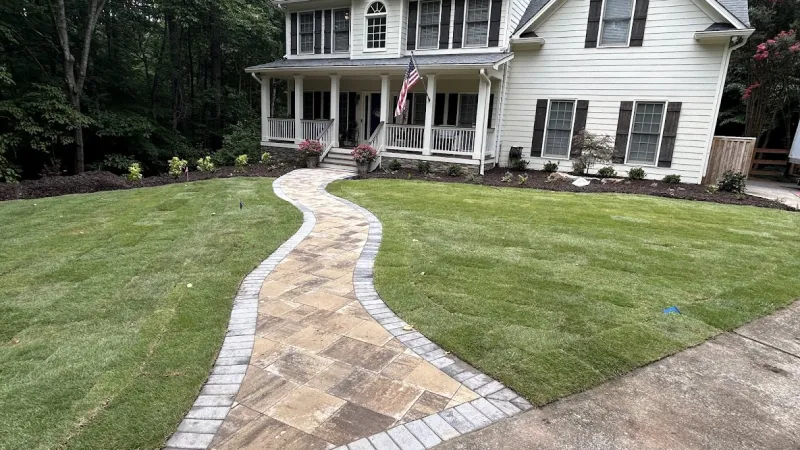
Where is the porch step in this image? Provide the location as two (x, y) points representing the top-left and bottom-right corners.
(328, 147), (353, 156)
(323, 154), (357, 167)
(319, 162), (357, 173)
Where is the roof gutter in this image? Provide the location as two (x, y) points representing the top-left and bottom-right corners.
(509, 37), (545, 49)
(694, 28), (754, 41)
(245, 62), (509, 74)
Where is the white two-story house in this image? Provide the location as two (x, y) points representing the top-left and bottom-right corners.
(246, 0), (752, 183)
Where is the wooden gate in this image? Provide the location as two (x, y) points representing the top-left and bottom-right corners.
(702, 136), (756, 185)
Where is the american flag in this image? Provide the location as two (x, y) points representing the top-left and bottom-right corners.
(394, 59), (420, 117)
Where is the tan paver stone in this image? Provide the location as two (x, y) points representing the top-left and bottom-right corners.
(346, 320), (394, 347)
(312, 402), (395, 445)
(319, 277), (356, 296)
(260, 299), (299, 317)
(283, 326), (342, 353)
(325, 312), (368, 335)
(384, 338), (410, 353)
(328, 369), (423, 419)
(381, 353), (423, 380)
(209, 404), (261, 448)
(400, 391), (451, 424)
(266, 385), (346, 434)
(305, 361), (354, 392)
(312, 266), (351, 280)
(252, 338), (285, 361)
(404, 362), (462, 398)
(259, 319), (305, 341)
(236, 366), (299, 414)
(320, 337), (399, 372)
(294, 290), (352, 311)
(265, 349), (333, 384)
(447, 384), (480, 408)
(259, 280), (296, 299)
(280, 304), (318, 322)
(336, 301), (374, 321)
(212, 414), (329, 450)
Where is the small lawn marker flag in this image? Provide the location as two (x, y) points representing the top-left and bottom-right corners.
(395, 57), (422, 117)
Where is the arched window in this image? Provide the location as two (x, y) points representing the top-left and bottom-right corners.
(365, 2), (387, 50)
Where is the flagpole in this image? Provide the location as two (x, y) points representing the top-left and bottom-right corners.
(409, 51), (431, 102)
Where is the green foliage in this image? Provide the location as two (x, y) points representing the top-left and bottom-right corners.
(517, 173), (528, 185)
(628, 167), (647, 180)
(596, 166), (617, 178)
(388, 159), (402, 171)
(717, 170), (747, 194)
(510, 159), (529, 171)
(571, 131), (614, 175)
(99, 154), (138, 175)
(196, 156), (216, 172)
(126, 163), (143, 181)
(662, 174), (681, 184)
(168, 157), (188, 177)
(446, 164), (463, 177)
(417, 160), (431, 175)
(235, 154), (248, 168)
(219, 121), (260, 166)
(260, 152), (271, 164)
(0, 152), (20, 182)
(543, 161), (559, 173)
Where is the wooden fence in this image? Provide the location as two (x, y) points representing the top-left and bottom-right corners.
(702, 136), (756, 185)
(750, 148), (792, 177)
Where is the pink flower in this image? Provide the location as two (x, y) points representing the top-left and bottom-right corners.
(767, 39), (776, 45)
(789, 43), (800, 52)
(753, 51), (769, 60)
(757, 43), (767, 52)
(743, 82), (760, 100)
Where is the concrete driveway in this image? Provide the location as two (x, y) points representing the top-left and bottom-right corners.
(746, 180), (800, 210)
(435, 301), (800, 450)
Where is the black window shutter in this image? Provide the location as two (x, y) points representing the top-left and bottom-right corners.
(658, 102), (681, 167)
(447, 93), (459, 125)
(488, 0), (502, 47)
(439, 0), (451, 49)
(323, 10), (332, 54)
(570, 100), (589, 157)
(407, 2), (418, 50)
(630, 0), (650, 46)
(314, 11), (322, 54)
(434, 93), (446, 125)
(531, 99), (548, 157)
(323, 92), (331, 119)
(452, 0), (465, 49)
(614, 101), (633, 163)
(290, 13), (298, 55)
(487, 94), (495, 128)
(585, 0), (602, 48)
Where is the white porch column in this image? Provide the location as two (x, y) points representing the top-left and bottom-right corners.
(422, 74), (436, 155)
(330, 74), (341, 147)
(260, 76), (271, 142)
(473, 75), (492, 160)
(294, 75), (304, 142)
(380, 75), (391, 148)
(287, 78), (293, 115)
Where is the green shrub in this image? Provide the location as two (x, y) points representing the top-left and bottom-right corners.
(260, 152), (271, 164)
(0, 154), (20, 183)
(446, 164), (463, 177)
(501, 171), (513, 183)
(417, 160), (431, 175)
(388, 159), (402, 171)
(628, 167), (646, 180)
(510, 159), (529, 171)
(597, 166), (617, 178)
(168, 157), (188, 178)
(517, 173), (528, 185)
(126, 163), (143, 181)
(235, 154), (249, 169)
(717, 170), (746, 194)
(571, 131), (614, 175)
(196, 156), (216, 172)
(543, 161), (559, 173)
(100, 154), (137, 175)
(662, 174), (681, 184)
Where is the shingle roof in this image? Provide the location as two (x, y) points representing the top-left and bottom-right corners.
(513, 0), (751, 35)
(246, 53), (512, 71)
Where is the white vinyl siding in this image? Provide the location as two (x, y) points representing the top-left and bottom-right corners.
(418, 0), (441, 49)
(500, 0), (728, 183)
(544, 100), (576, 158)
(464, 0), (490, 47)
(299, 12), (315, 54)
(333, 9), (350, 53)
(599, 0), (635, 46)
(627, 102), (665, 164)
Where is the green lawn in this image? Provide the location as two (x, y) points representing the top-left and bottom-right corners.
(0, 179), (301, 450)
(328, 179), (800, 406)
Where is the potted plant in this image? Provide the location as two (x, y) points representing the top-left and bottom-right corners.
(351, 144), (378, 175)
(298, 139), (322, 168)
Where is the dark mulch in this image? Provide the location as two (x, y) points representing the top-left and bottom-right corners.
(0, 164), (299, 202)
(361, 167), (793, 210)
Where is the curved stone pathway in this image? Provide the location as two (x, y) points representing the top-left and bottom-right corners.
(166, 169), (530, 450)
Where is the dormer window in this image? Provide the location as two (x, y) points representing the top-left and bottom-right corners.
(365, 2), (387, 50)
(599, 0), (635, 46)
(417, 0), (441, 49)
(299, 12), (315, 54)
(464, 0), (490, 47)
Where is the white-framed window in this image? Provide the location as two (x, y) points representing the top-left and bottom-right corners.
(457, 94), (479, 127)
(599, 0), (635, 46)
(412, 93), (427, 124)
(463, 0), (490, 47)
(332, 8), (350, 53)
(626, 101), (665, 165)
(299, 12), (315, 54)
(418, 0), (441, 49)
(543, 100), (576, 158)
(365, 2), (387, 50)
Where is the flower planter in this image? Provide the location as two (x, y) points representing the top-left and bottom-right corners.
(306, 155), (319, 168)
(357, 161), (369, 176)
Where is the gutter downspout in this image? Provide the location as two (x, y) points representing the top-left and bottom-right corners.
(494, 61), (510, 167)
(251, 73), (263, 85)
(479, 69), (492, 175)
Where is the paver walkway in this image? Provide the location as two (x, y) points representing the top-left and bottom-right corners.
(167, 169), (529, 450)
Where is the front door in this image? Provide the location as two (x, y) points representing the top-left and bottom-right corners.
(364, 92), (381, 141)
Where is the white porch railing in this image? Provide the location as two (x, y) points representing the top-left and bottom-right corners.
(431, 127), (476, 154)
(302, 119), (329, 140)
(318, 120), (336, 161)
(386, 124), (424, 151)
(367, 122), (385, 171)
(267, 118), (295, 141)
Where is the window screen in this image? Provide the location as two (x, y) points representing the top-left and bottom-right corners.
(600, 0), (634, 46)
(627, 102), (664, 164)
(333, 9), (350, 53)
(299, 12), (314, 54)
(544, 100), (575, 157)
(464, 0), (490, 47)
(458, 94), (479, 127)
(418, 0), (440, 49)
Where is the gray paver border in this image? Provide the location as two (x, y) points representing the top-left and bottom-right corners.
(164, 175), (317, 450)
(321, 178), (534, 450)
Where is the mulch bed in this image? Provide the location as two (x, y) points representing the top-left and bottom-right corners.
(0, 164), (299, 202)
(360, 167), (793, 210)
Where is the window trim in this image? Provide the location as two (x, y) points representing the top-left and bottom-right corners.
(297, 11), (316, 55)
(541, 99), (577, 160)
(364, 1), (388, 52)
(624, 100), (668, 166)
(416, 0), (442, 50)
(597, 0), (638, 48)
(331, 7), (351, 54)
(461, 0), (492, 48)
